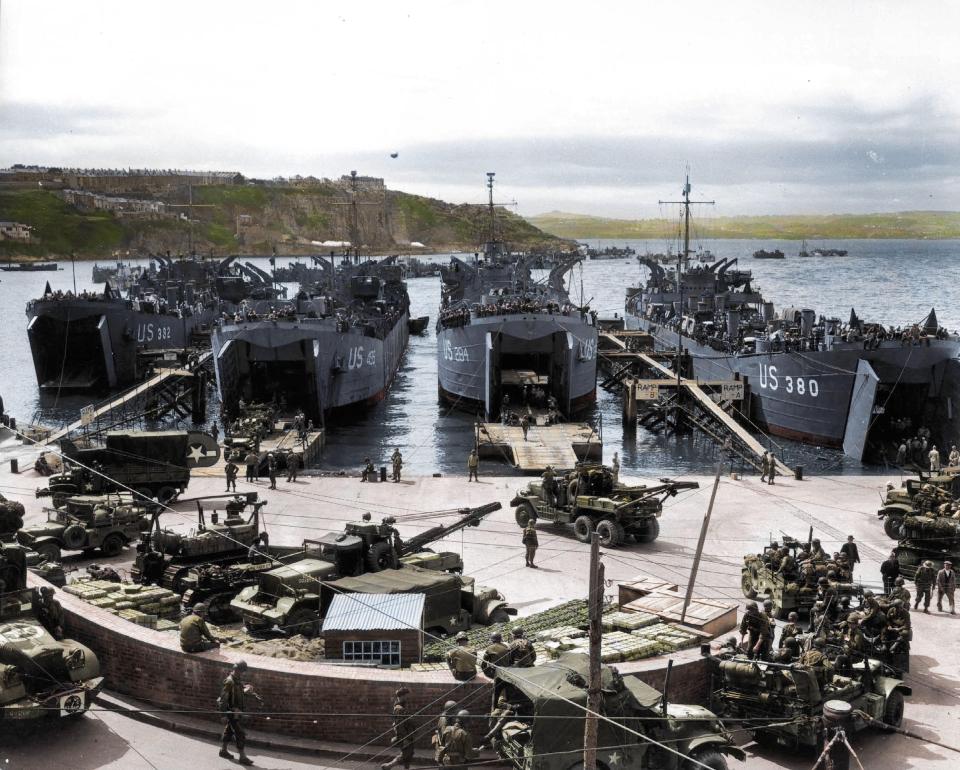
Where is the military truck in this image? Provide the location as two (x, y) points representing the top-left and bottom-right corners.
(131, 493), (267, 592)
(706, 651), (910, 752)
(37, 430), (219, 506)
(878, 473), (959, 539)
(491, 652), (744, 770)
(510, 463), (698, 546)
(894, 513), (960, 580)
(741, 535), (860, 617)
(17, 494), (155, 562)
(0, 534), (104, 720)
(231, 554), (515, 637)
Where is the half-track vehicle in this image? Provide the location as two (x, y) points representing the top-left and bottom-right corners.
(492, 652), (744, 770)
(741, 535), (860, 617)
(37, 430), (219, 506)
(510, 463), (698, 547)
(706, 651), (910, 752)
(17, 493), (155, 562)
(878, 473), (959, 539)
(131, 493), (266, 592)
(0, 535), (104, 720)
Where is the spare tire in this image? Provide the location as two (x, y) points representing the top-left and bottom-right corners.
(366, 541), (394, 572)
(62, 525), (87, 550)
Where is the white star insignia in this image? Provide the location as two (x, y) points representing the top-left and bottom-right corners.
(187, 444), (207, 462)
(608, 752), (623, 767)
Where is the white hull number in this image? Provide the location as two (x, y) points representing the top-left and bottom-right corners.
(758, 364), (819, 397)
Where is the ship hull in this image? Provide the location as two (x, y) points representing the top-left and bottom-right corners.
(212, 312), (409, 422)
(437, 313), (598, 418)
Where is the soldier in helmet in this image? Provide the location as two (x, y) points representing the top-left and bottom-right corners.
(446, 632), (477, 681)
(381, 687), (415, 770)
(391, 448), (403, 483)
(180, 602), (222, 653)
(36, 586), (64, 639)
(509, 627), (536, 667)
(480, 694), (516, 752)
(438, 709), (477, 769)
(217, 660), (263, 765)
(761, 599), (777, 649)
(779, 611), (801, 648)
(739, 602), (770, 660)
(890, 576), (911, 606)
(809, 538), (826, 562)
(522, 520), (539, 568)
(480, 632), (511, 678)
(433, 701), (459, 765)
(799, 635), (832, 688)
(914, 560), (937, 612)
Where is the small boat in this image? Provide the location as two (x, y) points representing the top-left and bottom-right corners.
(798, 240), (812, 258)
(752, 249), (785, 260)
(1, 262), (59, 271)
(408, 315), (430, 335)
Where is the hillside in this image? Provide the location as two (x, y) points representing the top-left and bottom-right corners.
(0, 182), (570, 259)
(528, 210), (960, 240)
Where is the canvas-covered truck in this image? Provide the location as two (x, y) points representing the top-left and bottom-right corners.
(511, 463), (698, 546)
(492, 652), (744, 770)
(877, 473), (960, 540)
(37, 430), (220, 506)
(17, 493), (155, 562)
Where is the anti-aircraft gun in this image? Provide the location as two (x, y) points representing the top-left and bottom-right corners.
(510, 462), (698, 546)
(130, 492), (267, 593)
(0, 498), (104, 720)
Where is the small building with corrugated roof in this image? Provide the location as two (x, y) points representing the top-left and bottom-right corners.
(321, 592), (424, 668)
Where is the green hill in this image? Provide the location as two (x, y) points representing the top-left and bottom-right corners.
(527, 210), (960, 240)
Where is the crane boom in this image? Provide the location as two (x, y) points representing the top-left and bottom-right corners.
(400, 502), (502, 555)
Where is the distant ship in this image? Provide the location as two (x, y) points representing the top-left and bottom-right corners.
(436, 173), (598, 418)
(2, 262), (59, 271)
(752, 249), (785, 260)
(625, 176), (960, 460)
(211, 257), (410, 423)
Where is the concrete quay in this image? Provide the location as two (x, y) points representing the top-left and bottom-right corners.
(1, 435), (957, 768)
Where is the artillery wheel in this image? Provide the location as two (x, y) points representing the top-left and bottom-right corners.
(285, 608), (320, 638)
(596, 519), (624, 547)
(156, 486), (178, 505)
(100, 533), (124, 558)
(63, 525), (87, 550)
(514, 501), (537, 528)
(489, 609), (511, 625)
(34, 542), (62, 563)
(366, 541), (394, 572)
(573, 516), (593, 543)
(682, 748), (728, 770)
(883, 515), (903, 540)
(883, 690), (905, 727)
(634, 518), (660, 543)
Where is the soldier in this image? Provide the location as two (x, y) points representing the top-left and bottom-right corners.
(541, 465), (556, 506)
(361, 457), (375, 482)
(467, 450), (479, 482)
(520, 414), (530, 441)
(859, 590), (885, 632)
(914, 560), (936, 612)
(767, 453), (777, 485)
(886, 599), (911, 635)
(480, 632), (511, 678)
(224, 458), (239, 492)
(243, 450), (259, 483)
(759, 452), (770, 483)
(840, 535), (860, 576)
(896, 442), (907, 466)
(217, 660), (262, 765)
(381, 687), (415, 770)
(880, 551), (900, 595)
(809, 538), (827, 562)
(509, 627), (536, 667)
(438, 709), (477, 769)
(761, 599), (777, 649)
(391, 448), (403, 483)
(210, 421), (220, 442)
(286, 452), (301, 483)
(929, 444), (942, 473)
(949, 445), (960, 467)
(779, 611), (801, 648)
(890, 576), (911, 606)
(936, 560), (956, 614)
(739, 602), (770, 660)
(799, 636), (831, 688)
(446, 632), (477, 681)
(522, 521), (538, 568)
(611, 452), (620, 485)
(480, 695), (515, 752)
(775, 547), (797, 580)
(180, 602), (221, 653)
(433, 700), (459, 765)
(36, 586), (64, 639)
(266, 453), (277, 490)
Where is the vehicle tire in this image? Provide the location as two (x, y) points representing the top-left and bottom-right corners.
(156, 486), (178, 505)
(683, 748), (728, 770)
(634, 518), (660, 543)
(883, 515), (903, 540)
(100, 533), (124, 557)
(366, 541), (393, 572)
(883, 689), (905, 728)
(135, 487), (155, 503)
(62, 525), (87, 550)
(573, 516), (593, 543)
(596, 519), (624, 547)
(285, 608), (320, 638)
(515, 501), (536, 528)
(35, 542), (62, 563)
(489, 609), (511, 625)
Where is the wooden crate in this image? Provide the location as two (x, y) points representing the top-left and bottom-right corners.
(618, 576), (679, 607)
(622, 590), (737, 637)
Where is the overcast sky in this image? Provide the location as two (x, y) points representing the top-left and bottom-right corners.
(1, 1), (958, 217)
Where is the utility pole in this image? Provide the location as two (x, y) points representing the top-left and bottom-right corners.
(681, 457), (722, 622)
(659, 172), (713, 433)
(583, 529), (604, 770)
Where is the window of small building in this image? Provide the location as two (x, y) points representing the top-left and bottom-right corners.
(342, 639), (401, 667)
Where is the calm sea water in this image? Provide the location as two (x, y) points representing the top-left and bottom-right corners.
(2, 239), (958, 476)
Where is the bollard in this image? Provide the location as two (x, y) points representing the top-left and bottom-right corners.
(794, 465), (804, 481)
(10, 458), (18, 474)
(380, 466), (387, 483)
(9, 417), (15, 430)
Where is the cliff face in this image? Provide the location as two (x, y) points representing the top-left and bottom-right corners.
(0, 181), (570, 258)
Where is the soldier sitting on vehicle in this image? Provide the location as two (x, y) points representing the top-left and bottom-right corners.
(446, 632), (477, 681)
(889, 577), (911, 606)
(35, 586), (65, 639)
(479, 695), (516, 752)
(480, 632), (511, 679)
(509, 626), (537, 667)
(739, 602), (770, 660)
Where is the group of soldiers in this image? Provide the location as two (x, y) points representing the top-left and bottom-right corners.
(224, 450), (300, 491)
(759, 535), (861, 588)
(359, 449), (404, 482)
(446, 627), (537, 681)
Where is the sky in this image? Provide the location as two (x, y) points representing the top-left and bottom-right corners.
(1, 1), (958, 218)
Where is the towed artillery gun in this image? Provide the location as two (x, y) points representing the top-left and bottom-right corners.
(0, 506), (104, 720)
(492, 652), (744, 770)
(510, 462), (698, 546)
(877, 472), (960, 539)
(17, 493), (155, 563)
(705, 650), (910, 752)
(741, 534), (860, 617)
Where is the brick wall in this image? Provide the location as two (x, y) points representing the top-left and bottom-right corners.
(42, 577), (710, 745)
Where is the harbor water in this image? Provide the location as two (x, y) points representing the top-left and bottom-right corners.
(2, 239), (958, 477)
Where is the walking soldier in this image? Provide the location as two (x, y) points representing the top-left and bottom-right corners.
(381, 687), (415, 770)
(467, 450), (479, 482)
(217, 660), (262, 765)
(522, 521), (538, 568)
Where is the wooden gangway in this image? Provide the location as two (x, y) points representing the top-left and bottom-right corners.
(477, 422), (601, 473)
